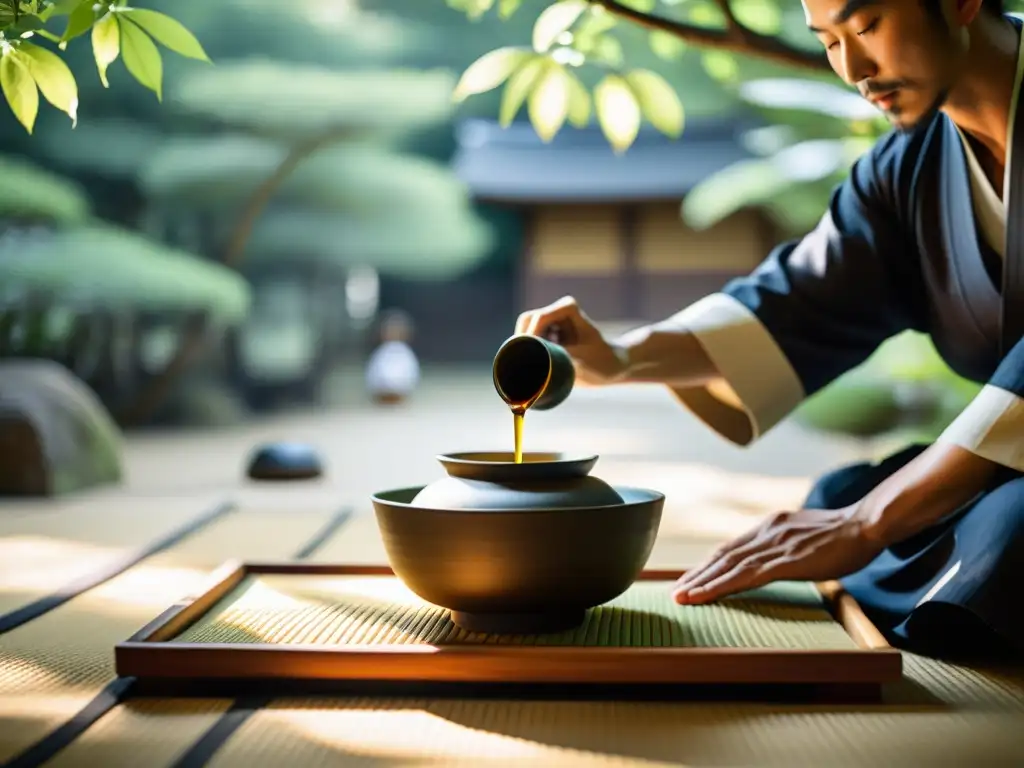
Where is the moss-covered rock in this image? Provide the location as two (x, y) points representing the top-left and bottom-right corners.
(0, 360), (122, 497)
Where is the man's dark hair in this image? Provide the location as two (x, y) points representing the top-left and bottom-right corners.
(923, 0), (1006, 22)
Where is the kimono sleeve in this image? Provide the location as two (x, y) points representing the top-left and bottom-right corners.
(664, 134), (925, 446)
(937, 336), (1024, 473)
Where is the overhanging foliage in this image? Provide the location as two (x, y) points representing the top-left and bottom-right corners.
(167, 61), (458, 141)
(0, 152), (89, 222)
(0, 224), (251, 322)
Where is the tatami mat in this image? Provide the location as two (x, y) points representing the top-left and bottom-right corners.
(5, 496), (1024, 767)
(0, 497), (341, 763)
(42, 699), (234, 768)
(0, 494), (225, 615)
(205, 699), (1024, 767)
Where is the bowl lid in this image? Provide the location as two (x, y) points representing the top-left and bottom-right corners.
(436, 452), (598, 482)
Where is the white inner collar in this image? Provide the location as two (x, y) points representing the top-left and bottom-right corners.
(955, 22), (1024, 258)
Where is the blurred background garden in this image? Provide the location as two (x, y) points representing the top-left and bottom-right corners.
(1, 0), (1011, 459)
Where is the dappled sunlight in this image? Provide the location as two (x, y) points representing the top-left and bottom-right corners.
(223, 577), (313, 613)
(0, 655), (77, 694)
(0, 691), (94, 722)
(178, 575), (434, 645)
(0, 536), (124, 595)
(81, 564), (215, 611)
(214, 574), (426, 624)
(260, 574), (425, 605)
(267, 706), (574, 762)
(598, 461), (812, 541)
(525, 425), (666, 459)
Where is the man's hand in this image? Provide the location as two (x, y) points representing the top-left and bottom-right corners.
(670, 506), (884, 605)
(670, 443), (1001, 605)
(515, 296), (629, 386)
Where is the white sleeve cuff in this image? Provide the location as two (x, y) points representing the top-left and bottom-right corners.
(654, 293), (806, 446)
(936, 384), (1024, 473)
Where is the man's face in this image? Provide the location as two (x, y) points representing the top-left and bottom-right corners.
(802, 0), (975, 132)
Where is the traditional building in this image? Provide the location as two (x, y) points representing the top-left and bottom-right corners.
(451, 115), (778, 323)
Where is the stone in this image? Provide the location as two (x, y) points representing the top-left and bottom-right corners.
(0, 359), (122, 497)
(246, 441), (323, 481)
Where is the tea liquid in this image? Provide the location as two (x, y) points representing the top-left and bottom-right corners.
(492, 341), (551, 464)
(512, 407), (525, 464)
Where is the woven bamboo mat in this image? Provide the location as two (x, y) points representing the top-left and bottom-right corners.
(173, 573), (858, 651)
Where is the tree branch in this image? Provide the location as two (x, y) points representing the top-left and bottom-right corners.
(713, 0), (741, 35)
(589, 0), (830, 72)
(117, 130), (349, 427)
(221, 131), (343, 270)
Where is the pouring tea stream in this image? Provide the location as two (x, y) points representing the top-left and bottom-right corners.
(492, 328), (575, 463)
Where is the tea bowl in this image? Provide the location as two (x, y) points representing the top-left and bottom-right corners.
(370, 452), (664, 635)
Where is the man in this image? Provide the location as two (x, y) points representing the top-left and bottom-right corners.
(516, 0), (1024, 658)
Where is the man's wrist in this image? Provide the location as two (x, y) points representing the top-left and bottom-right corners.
(852, 443), (999, 548)
(611, 324), (719, 387)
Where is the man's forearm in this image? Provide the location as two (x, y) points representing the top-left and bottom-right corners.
(612, 324), (721, 388)
(857, 442), (1001, 547)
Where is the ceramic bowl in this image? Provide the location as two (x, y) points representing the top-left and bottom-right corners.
(370, 452), (664, 635)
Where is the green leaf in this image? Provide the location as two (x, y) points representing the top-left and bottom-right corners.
(649, 29), (685, 60)
(447, 0), (495, 20)
(91, 11), (119, 87)
(702, 50), (739, 83)
(683, 140), (855, 231)
(0, 51), (39, 134)
(573, 7), (618, 51)
(50, 0), (83, 13)
(119, 17), (162, 100)
(731, 0), (782, 35)
(590, 35), (623, 66)
(61, 0), (94, 43)
(499, 54), (544, 127)
(594, 74), (640, 153)
(617, 0), (657, 10)
(498, 0), (521, 19)
(121, 8), (209, 61)
(532, 0), (588, 53)
(625, 68), (684, 138)
(682, 157), (791, 229)
(18, 40), (78, 125)
(527, 61), (569, 142)
(689, 1), (726, 26)
(564, 69), (591, 128)
(452, 46), (531, 102)
(10, 14), (45, 35)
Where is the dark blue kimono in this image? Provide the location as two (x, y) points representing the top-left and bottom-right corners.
(717, 56), (1024, 658)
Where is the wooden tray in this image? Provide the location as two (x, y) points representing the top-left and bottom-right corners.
(115, 562), (902, 701)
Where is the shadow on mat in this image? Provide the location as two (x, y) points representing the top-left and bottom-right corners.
(228, 697), (1024, 768)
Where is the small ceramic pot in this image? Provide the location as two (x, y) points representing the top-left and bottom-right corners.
(492, 334), (575, 411)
